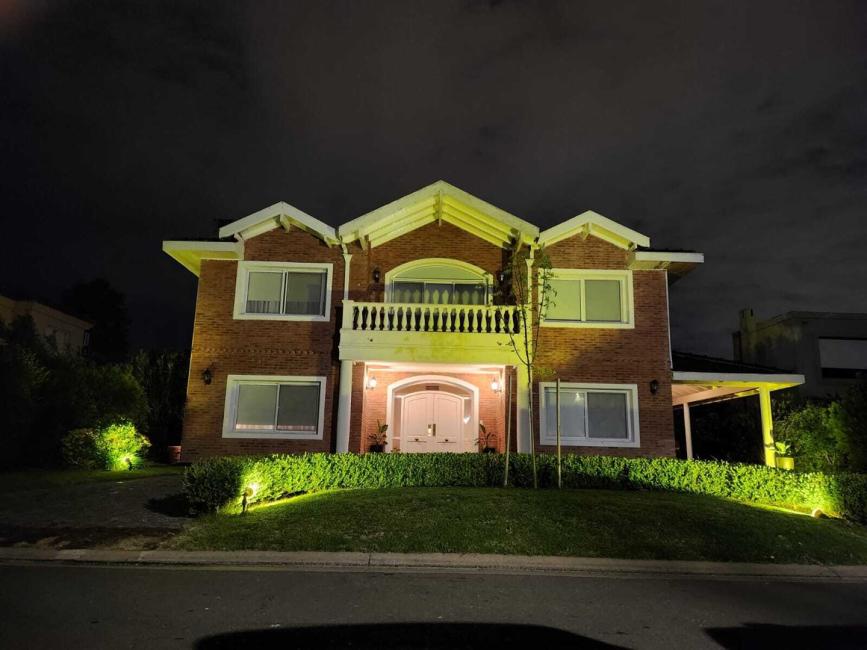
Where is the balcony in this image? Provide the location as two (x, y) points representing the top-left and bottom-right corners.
(339, 300), (522, 364)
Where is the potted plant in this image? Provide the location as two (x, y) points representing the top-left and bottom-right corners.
(774, 440), (795, 470)
(369, 420), (388, 453)
(475, 422), (497, 453)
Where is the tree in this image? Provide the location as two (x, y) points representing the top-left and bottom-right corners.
(501, 244), (555, 488)
(775, 399), (847, 473)
(840, 380), (867, 472)
(62, 278), (130, 363)
(131, 349), (189, 455)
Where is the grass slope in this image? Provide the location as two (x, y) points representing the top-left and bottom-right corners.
(174, 487), (867, 564)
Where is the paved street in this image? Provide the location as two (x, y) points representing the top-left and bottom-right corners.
(1, 563), (866, 649)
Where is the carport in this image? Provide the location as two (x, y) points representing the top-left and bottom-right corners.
(671, 353), (804, 466)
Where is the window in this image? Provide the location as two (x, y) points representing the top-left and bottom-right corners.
(392, 280), (487, 305)
(819, 338), (867, 379)
(543, 269), (633, 328)
(539, 382), (639, 447)
(234, 261), (333, 321)
(223, 375), (326, 439)
(386, 259), (491, 305)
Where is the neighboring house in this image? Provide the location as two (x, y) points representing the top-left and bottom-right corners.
(164, 181), (801, 465)
(0, 294), (91, 354)
(733, 308), (867, 398)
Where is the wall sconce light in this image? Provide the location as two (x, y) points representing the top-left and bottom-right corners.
(490, 379), (501, 393)
(201, 366), (214, 385)
(366, 376), (377, 390)
(496, 271), (506, 284)
(649, 379), (659, 395)
(372, 268), (381, 283)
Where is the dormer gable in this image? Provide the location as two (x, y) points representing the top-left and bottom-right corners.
(538, 210), (650, 250)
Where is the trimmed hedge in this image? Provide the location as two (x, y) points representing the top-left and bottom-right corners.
(183, 453), (867, 522)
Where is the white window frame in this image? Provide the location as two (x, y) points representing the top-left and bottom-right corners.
(541, 268), (634, 329)
(538, 382), (640, 448)
(233, 260), (333, 321)
(222, 374), (327, 440)
(384, 258), (493, 306)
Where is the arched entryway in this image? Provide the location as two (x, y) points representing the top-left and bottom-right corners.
(386, 375), (479, 453)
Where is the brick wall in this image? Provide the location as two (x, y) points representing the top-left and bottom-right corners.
(181, 228), (347, 462)
(533, 235), (674, 457)
(180, 220), (675, 461)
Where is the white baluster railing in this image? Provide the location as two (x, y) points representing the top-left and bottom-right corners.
(342, 301), (520, 335)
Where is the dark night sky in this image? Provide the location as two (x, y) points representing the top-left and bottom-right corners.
(2, 1), (866, 357)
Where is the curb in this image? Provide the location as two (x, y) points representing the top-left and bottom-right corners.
(1, 547), (866, 580)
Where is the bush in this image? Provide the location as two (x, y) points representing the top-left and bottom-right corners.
(183, 452), (867, 522)
(775, 400), (847, 473)
(62, 421), (151, 471)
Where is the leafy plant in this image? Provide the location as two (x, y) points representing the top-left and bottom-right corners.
(368, 420), (389, 447)
(774, 440), (793, 456)
(62, 421), (151, 471)
(475, 422), (497, 450)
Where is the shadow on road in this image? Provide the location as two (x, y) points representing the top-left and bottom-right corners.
(195, 622), (625, 649)
(706, 623), (867, 649)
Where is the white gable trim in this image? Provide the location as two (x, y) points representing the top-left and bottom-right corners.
(538, 210), (650, 250)
(338, 180), (539, 250)
(218, 201), (338, 245)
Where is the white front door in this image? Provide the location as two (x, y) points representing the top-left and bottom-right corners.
(400, 391), (464, 453)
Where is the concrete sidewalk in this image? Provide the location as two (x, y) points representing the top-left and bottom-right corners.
(2, 546), (866, 581)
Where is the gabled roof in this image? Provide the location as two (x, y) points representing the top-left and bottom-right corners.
(538, 210), (650, 250)
(218, 201), (338, 245)
(338, 180), (539, 249)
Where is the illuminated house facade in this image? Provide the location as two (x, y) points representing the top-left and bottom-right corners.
(165, 181), (800, 464)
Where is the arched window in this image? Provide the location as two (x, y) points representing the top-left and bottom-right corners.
(385, 259), (491, 305)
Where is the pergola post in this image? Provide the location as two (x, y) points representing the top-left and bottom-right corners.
(759, 386), (775, 467)
(682, 403), (694, 460)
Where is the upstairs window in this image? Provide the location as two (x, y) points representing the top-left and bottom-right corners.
(386, 259), (491, 306)
(543, 269), (633, 328)
(234, 261), (332, 321)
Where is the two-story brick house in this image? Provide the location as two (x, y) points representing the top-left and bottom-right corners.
(165, 181), (798, 464)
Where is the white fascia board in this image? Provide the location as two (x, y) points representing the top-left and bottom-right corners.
(539, 210), (651, 249)
(439, 181), (539, 237)
(634, 251), (705, 264)
(162, 240), (242, 276)
(218, 201), (337, 243)
(672, 371), (805, 389)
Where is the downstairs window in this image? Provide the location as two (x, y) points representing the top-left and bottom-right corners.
(223, 375), (326, 439)
(539, 383), (639, 447)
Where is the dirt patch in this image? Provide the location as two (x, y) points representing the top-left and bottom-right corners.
(0, 524), (178, 550)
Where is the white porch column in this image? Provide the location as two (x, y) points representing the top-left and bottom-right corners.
(341, 252), (352, 302)
(516, 364), (531, 453)
(682, 402), (694, 460)
(336, 359), (353, 453)
(759, 386), (775, 467)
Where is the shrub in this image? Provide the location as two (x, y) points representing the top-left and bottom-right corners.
(775, 400), (847, 473)
(62, 421), (151, 471)
(183, 452), (867, 522)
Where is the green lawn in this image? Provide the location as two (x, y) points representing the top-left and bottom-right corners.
(0, 465), (185, 493)
(173, 487), (867, 564)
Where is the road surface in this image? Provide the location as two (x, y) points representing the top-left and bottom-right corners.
(1, 563), (866, 648)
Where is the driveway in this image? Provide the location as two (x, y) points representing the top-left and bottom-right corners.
(0, 474), (188, 548)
